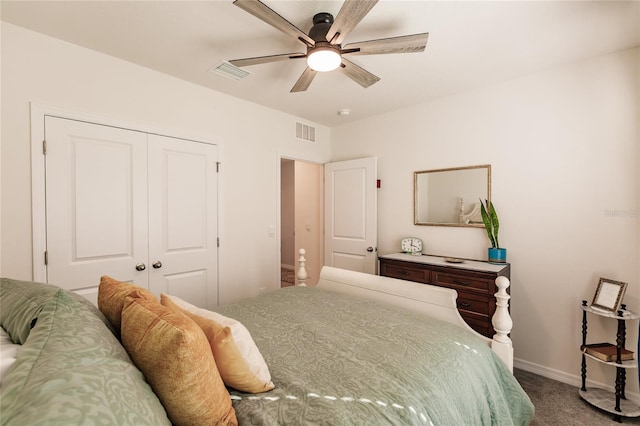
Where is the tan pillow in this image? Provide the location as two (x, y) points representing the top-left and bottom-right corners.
(97, 276), (156, 334)
(121, 291), (237, 426)
(161, 294), (275, 393)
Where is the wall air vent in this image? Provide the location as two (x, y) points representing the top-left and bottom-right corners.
(296, 122), (316, 142)
(209, 61), (251, 81)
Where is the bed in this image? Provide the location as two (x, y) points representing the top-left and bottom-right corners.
(0, 263), (533, 425)
(218, 266), (532, 424)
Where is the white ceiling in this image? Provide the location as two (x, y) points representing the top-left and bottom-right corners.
(2, 1), (639, 127)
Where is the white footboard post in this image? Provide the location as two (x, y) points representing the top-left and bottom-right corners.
(492, 276), (514, 372)
(297, 248), (307, 287)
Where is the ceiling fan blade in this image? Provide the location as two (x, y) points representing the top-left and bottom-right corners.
(342, 33), (429, 56)
(233, 0), (315, 46)
(326, 0), (378, 45)
(229, 53), (305, 68)
(340, 58), (380, 88)
(290, 67), (318, 92)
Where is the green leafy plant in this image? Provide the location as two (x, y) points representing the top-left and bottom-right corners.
(479, 199), (500, 248)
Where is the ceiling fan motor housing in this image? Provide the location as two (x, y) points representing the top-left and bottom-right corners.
(309, 12), (335, 43)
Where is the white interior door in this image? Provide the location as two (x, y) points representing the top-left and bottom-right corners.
(45, 116), (149, 302)
(147, 134), (219, 308)
(324, 157), (377, 274)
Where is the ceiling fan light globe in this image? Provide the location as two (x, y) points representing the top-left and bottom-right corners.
(307, 49), (341, 72)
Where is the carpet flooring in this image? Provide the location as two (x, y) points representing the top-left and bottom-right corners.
(514, 368), (640, 425)
(280, 267), (295, 287)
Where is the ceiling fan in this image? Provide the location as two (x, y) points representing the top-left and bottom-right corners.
(229, 0), (429, 93)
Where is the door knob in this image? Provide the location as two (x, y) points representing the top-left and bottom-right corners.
(152, 260), (163, 269)
(135, 263), (146, 271)
(366, 247), (374, 252)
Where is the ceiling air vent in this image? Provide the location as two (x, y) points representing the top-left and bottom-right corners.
(296, 122), (316, 142)
(209, 61), (251, 81)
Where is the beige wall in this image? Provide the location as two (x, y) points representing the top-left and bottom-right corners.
(294, 161), (323, 286)
(331, 48), (640, 397)
(280, 159), (295, 268)
(280, 159), (322, 285)
(0, 23), (331, 303)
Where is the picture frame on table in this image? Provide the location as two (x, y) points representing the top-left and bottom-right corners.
(591, 277), (628, 313)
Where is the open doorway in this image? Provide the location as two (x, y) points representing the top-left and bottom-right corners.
(280, 159), (323, 287)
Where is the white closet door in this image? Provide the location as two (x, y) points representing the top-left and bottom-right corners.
(45, 116), (149, 302)
(147, 134), (219, 309)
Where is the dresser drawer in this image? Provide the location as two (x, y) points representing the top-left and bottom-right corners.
(432, 271), (492, 294)
(456, 292), (490, 316)
(380, 261), (429, 283)
(460, 313), (491, 337)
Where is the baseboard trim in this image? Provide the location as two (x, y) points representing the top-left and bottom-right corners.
(514, 357), (640, 405)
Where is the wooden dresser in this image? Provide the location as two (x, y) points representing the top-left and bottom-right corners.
(378, 253), (510, 338)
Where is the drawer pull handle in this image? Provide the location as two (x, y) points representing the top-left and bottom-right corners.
(400, 270), (410, 275)
(459, 302), (471, 308)
(453, 279), (470, 286)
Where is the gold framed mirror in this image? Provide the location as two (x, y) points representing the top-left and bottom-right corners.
(414, 164), (491, 227)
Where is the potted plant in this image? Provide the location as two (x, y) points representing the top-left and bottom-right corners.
(480, 199), (507, 263)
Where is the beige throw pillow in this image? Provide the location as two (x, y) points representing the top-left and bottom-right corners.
(97, 276), (156, 335)
(161, 293), (275, 393)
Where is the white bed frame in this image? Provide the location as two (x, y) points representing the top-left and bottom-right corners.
(295, 250), (514, 372)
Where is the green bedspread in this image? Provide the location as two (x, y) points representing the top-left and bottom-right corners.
(216, 286), (534, 425)
(0, 279), (170, 426)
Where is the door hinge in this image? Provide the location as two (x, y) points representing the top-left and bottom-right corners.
(42, 140), (47, 155)
(217, 237), (220, 247)
(216, 162), (221, 173)
(44, 250), (48, 265)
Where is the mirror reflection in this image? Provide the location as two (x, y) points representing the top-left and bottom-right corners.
(414, 165), (491, 227)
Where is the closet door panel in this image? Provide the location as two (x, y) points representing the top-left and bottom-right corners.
(74, 141), (131, 257)
(147, 134), (218, 309)
(44, 117), (149, 302)
(163, 270), (208, 306)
